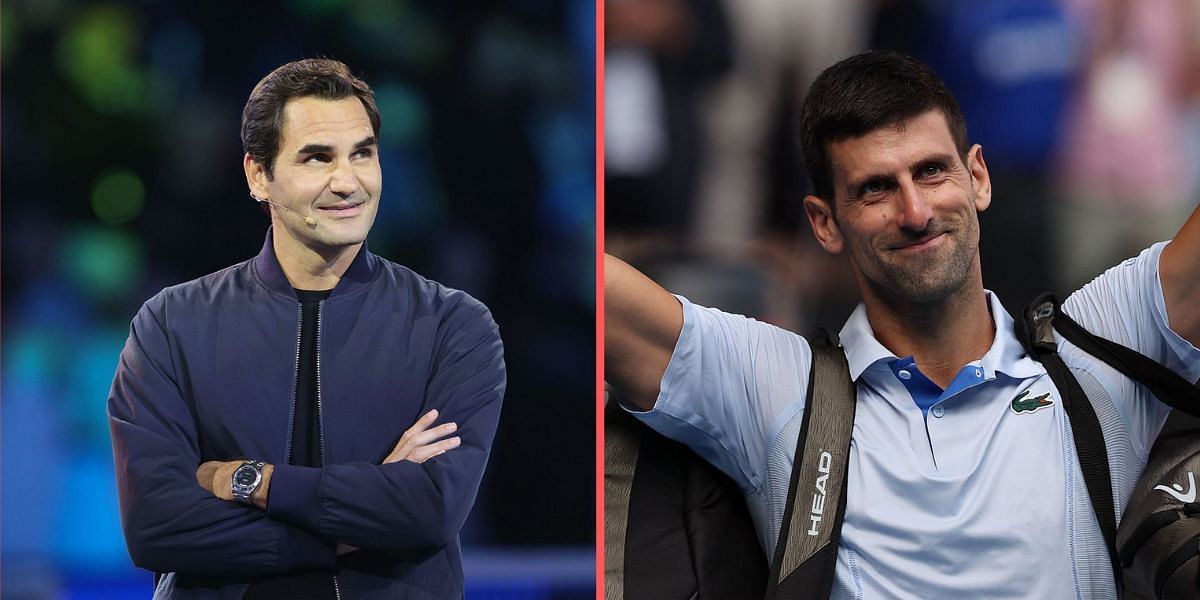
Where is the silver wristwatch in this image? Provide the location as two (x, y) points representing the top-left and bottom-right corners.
(231, 460), (265, 504)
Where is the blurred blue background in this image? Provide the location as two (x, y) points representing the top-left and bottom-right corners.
(1, 1), (596, 598)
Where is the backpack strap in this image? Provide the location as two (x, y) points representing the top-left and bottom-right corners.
(767, 330), (856, 599)
(603, 398), (641, 599)
(1019, 293), (1122, 585)
(1027, 295), (1200, 417)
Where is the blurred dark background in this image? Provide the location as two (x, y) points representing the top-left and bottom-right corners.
(1, 1), (596, 598)
(605, 0), (1200, 331)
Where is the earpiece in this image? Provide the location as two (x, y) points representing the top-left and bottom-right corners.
(252, 194), (317, 227)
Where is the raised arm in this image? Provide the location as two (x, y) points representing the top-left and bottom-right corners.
(109, 301), (337, 576)
(604, 254), (684, 410)
(1159, 202), (1200, 346)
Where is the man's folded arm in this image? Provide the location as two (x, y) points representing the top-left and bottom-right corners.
(266, 298), (506, 554)
(108, 300), (338, 576)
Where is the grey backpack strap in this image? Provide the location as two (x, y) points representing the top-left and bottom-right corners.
(604, 399), (641, 599)
(766, 330), (856, 599)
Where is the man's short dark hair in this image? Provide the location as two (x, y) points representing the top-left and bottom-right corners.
(800, 51), (969, 202)
(242, 58), (381, 179)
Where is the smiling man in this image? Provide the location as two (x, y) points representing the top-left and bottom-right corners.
(108, 58), (506, 599)
(606, 51), (1200, 597)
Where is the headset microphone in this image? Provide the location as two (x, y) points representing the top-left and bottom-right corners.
(252, 195), (316, 227)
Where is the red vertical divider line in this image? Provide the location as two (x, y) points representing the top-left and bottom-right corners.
(594, 0), (606, 597)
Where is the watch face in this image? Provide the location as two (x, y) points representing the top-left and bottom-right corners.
(234, 467), (257, 486)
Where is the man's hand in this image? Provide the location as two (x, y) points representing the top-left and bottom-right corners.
(336, 409), (459, 556)
(196, 460), (274, 510)
(383, 409), (460, 464)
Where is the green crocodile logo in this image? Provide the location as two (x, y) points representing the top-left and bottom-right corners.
(1011, 390), (1053, 414)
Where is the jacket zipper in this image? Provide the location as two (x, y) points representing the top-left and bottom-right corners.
(315, 301), (341, 600)
(285, 304), (303, 465)
(316, 301), (326, 468)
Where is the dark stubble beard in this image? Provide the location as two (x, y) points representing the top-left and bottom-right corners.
(861, 206), (981, 307)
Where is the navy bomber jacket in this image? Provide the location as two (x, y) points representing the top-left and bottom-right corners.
(108, 230), (506, 599)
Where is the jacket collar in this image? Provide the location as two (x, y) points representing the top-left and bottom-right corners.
(253, 227), (378, 298)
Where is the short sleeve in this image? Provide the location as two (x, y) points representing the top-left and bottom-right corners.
(624, 295), (812, 491)
(1061, 241), (1200, 453)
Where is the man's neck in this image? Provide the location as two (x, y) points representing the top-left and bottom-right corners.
(272, 235), (361, 292)
(860, 277), (995, 390)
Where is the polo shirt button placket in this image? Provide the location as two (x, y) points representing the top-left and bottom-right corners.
(932, 405), (945, 418)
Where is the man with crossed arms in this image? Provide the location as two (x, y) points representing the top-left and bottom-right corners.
(109, 58), (504, 598)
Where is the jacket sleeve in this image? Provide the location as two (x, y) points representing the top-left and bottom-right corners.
(265, 296), (506, 554)
(108, 295), (338, 575)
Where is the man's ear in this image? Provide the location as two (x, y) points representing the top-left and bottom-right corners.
(244, 154), (270, 201)
(966, 144), (991, 213)
(804, 194), (844, 254)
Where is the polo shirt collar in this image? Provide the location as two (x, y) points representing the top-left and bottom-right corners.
(838, 303), (895, 381)
(981, 292), (1045, 380)
(837, 291), (1045, 382)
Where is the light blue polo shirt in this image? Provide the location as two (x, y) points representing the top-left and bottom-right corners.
(631, 242), (1200, 599)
